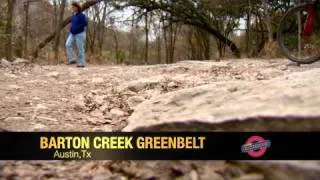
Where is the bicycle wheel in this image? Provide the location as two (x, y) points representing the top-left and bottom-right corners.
(278, 3), (320, 64)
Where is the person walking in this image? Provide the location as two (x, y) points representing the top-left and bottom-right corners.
(66, 2), (87, 68)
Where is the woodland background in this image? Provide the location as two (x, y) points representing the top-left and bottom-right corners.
(0, 0), (298, 65)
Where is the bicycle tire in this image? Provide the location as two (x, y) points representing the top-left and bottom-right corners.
(278, 3), (320, 64)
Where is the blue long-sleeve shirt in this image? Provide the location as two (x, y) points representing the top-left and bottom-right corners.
(70, 12), (87, 35)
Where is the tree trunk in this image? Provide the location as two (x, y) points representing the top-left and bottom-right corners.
(53, 0), (66, 63)
(203, 31), (210, 60)
(246, 0), (252, 56)
(112, 29), (119, 63)
(52, 0), (58, 50)
(90, 6), (100, 54)
(187, 27), (195, 60)
(262, 0), (273, 42)
(129, 14), (135, 61)
(23, 1), (29, 58)
(6, 0), (16, 62)
(163, 22), (169, 63)
(99, 1), (108, 56)
(157, 33), (162, 63)
(144, 11), (149, 64)
(168, 17), (173, 63)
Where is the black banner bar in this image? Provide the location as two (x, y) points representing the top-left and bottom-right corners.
(0, 132), (318, 160)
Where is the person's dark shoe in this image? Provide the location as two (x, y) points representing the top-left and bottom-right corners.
(67, 61), (77, 65)
(77, 65), (86, 68)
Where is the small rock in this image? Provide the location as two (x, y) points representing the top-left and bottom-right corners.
(92, 126), (112, 132)
(256, 74), (266, 80)
(125, 77), (162, 92)
(46, 72), (60, 78)
(79, 162), (98, 172)
(168, 82), (178, 88)
(90, 109), (104, 118)
(8, 85), (23, 90)
(279, 65), (288, 71)
(286, 62), (300, 67)
(93, 174), (113, 180)
(74, 104), (84, 112)
(270, 60), (278, 64)
(127, 82), (147, 92)
(25, 101), (32, 105)
(32, 123), (47, 131)
(92, 77), (104, 84)
(121, 90), (137, 96)
(60, 98), (68, 102)
(33, 97), (41, 101)
(235, 75), (243, 80)
(4, 117), (25, 122)
(36, 104), (48, 110)
(12, 58), (29, 65)
(228, 87), (238, 93)
(128, 96), (145, 109)
(87, 117), (105, 126)
(136, 170), (159, 180)
(103, 119), (113, 124)
(144, 89), (161, 99)
(189, 170), (198, 180)
(172, 164), (193, 176)
(74, 95), (86, 112)
(199, 171), (224, 180)
(93, 95), (106, 106)
(256, 76), (265, 81)
(4, 73), (17, 78)
(109, 176), (127, 180)
(234, 174), (264, 180)
(0, 59), (11, 66)
(99, 104), (109, 112)
(12, 96), (20, 101)
(37, 116), (58, 122)
(110, 108), (126, 117)
(69, 69), (80, 76)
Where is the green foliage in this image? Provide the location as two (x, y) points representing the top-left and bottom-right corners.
(0, 0), (304, 63)
(115, 49), (127, 63)
(101, 50), (114, 61)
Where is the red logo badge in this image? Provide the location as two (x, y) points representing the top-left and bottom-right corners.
(241, 136), (271, 158)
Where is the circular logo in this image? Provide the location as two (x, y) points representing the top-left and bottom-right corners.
(241, 136), (271, 158)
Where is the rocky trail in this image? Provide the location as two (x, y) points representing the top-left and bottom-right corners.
(1, 58), (320, 180)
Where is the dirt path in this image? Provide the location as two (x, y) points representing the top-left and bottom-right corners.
(1, 59), (317, 132)
(1, 59), (320, 179)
